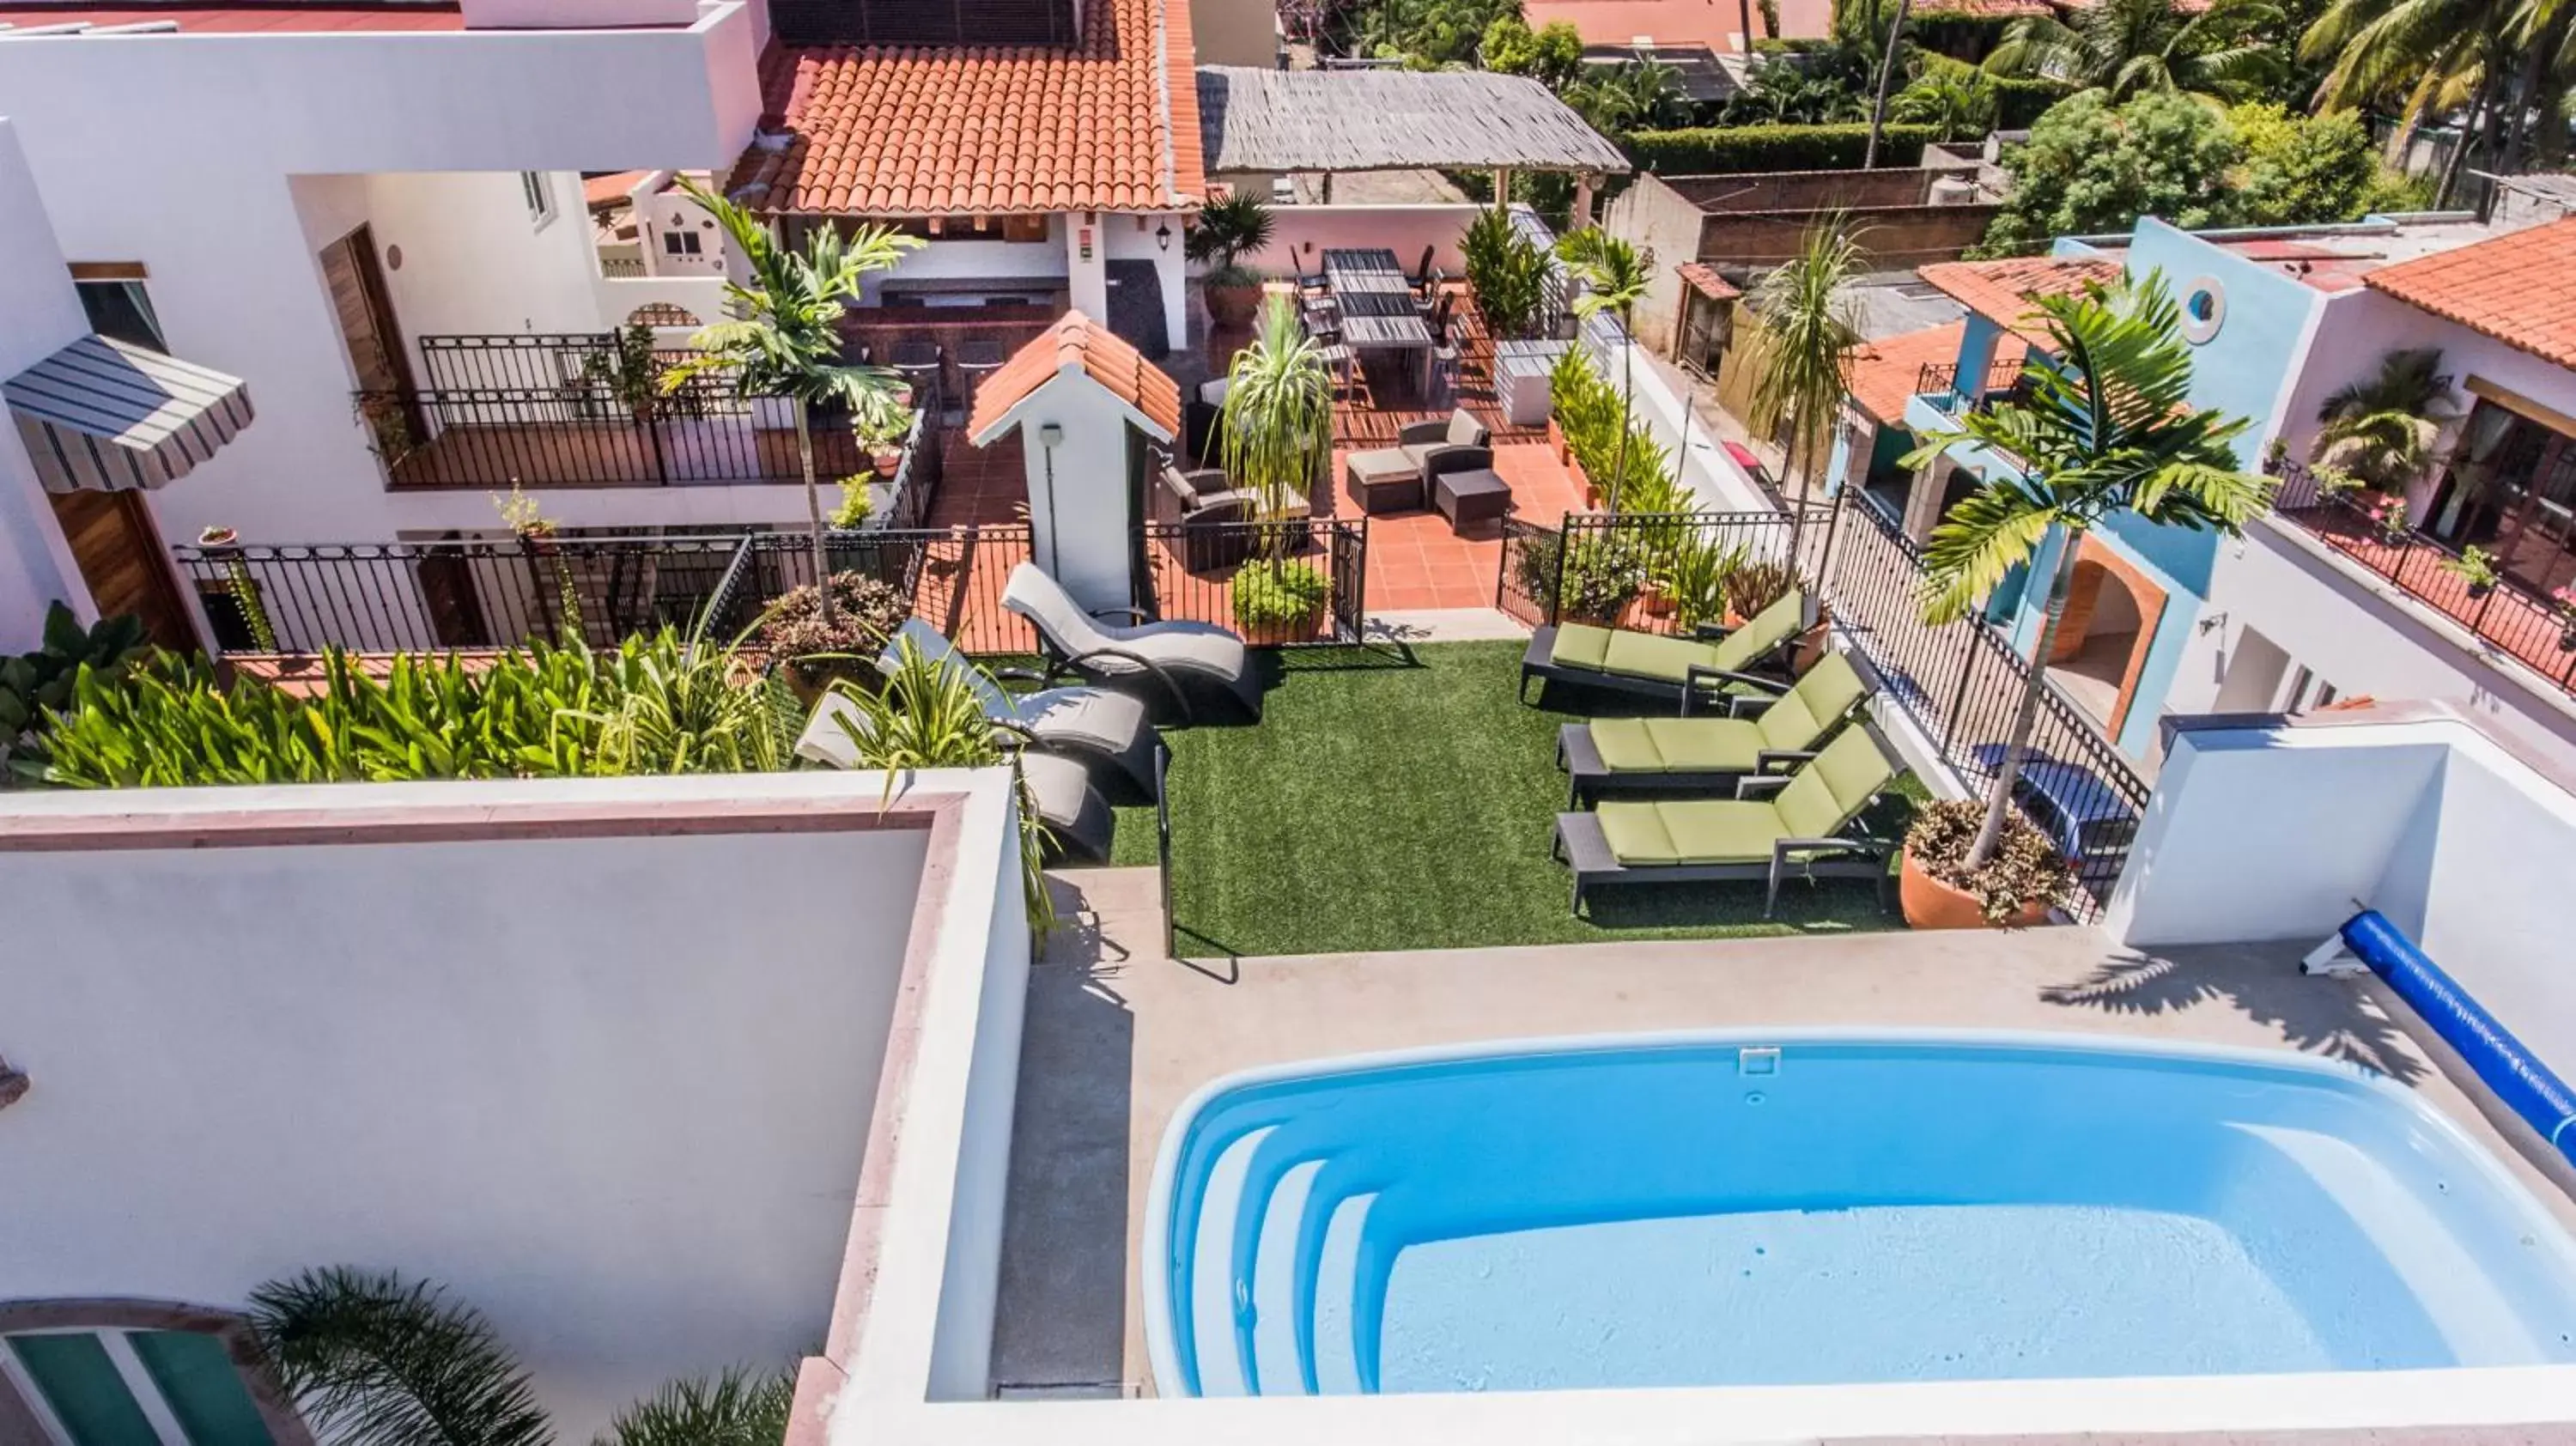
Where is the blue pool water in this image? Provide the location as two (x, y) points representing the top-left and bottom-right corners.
(1142, 1032), (2576, 1396)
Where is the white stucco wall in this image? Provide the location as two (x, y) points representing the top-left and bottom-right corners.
(0, 769), (1021, 1441)
(0, 9), (766, 548)
(2105, 712), (2576, 1083)
(0, 119), (94, 645)
(980, 370), (1163, 613)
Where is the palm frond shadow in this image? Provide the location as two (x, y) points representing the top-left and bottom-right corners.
(2038, 950), (2428, 1085)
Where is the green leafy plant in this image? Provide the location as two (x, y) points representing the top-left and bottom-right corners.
(583, 623), (804, 775)
(579, 323), (672, 421)
(1985, 0), (2281, 101)
(1560, 535), (1649, 623)
(2309, 461), (2365, 497)
(1976, 90), (2241, 255)
(753, 571), (910, 690)
(1232, 561), (1330, 635)
(663, 177), (923, 629)
(1555, 228), (1652, 512)
(1187, 191), (1275, 286)
(1459, 206), (1552, 342)
(493, 483), (586, 644)
(2311, 348), (2458, 492)
(2439, 544), (2500, 595)
(0, 603), (147, 776)
(1621, 122), (1940, 173)
(1724, 556), (1799, 621)
(1903, 797), (2075, 925)
(248, 1266), (793, 1446)
(1903, 275), (2267, 874)
(830, 477), (875, 530)
(1221, 293), (1335, 526)
(1479, 14), (1585, 87)
(1654, 538), (1751, 630)
(823, 641), (1057, 935)
(1891, 64), (2001, 137)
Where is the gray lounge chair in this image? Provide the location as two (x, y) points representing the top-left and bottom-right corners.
(1557, 650), (1871, 807)
(1551, 721), (1902, 918)
(792, 691), (1115, 865)
(1343, 409), (1490, 514)
(879, 619), (1158, 801)
(1519, 589), (1811, 707)
(1002, 562), (1261, 723)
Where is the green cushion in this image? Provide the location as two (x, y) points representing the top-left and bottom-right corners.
(1601, 629), (1722, 684)
(1797, 650), (1869, 721)
(1651, 799), (1787, 864)
(1774, 726), (1895, 840)
(1709, 589), (1805, 672)
(1597, 801), (1681, 864)
(1589, 717), (1662, 771)
(1643, 718), (1761, 771)
(1753, 690), (1825, 753)
(1550, 623), (1613, 671)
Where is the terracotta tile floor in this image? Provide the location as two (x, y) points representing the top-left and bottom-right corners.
(2290, 504), (2576, 695)
(1324, 442), (1584, 612)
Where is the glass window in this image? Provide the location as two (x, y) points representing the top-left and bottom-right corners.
(127, 1333), (272, 1446)
(662, 230), (702, 256)
(75, 280), (166, 353)
(520, 171), (556, 229)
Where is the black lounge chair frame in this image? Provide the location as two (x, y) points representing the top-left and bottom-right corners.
(1516, 599), (1813, 708)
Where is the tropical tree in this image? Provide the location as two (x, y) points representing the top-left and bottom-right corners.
(1987, 0), (2282, 101)
(1977, 90), (2242, 253)
(1902, 277), (2268, 868)
(1863, 0), (1918, 166)
(248, 1266), (792, 1446)
(662, 179), (922, 625)
(1221, 294), (1338, 536)
(1892, 65), (2003, 138)
(1553, 228), (1655, 513)
(2312, 347), (2460, 489)
(1746, 217), (1865, 501)
(1479, 14), (1586, 88)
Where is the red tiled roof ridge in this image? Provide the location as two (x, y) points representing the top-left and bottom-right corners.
(967, 311), (1182, 440)
(1917, 255), (2124, 350)
(2361, 217), (2576, 372)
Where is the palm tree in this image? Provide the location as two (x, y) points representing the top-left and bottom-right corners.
(2312, 347), (2460, 489)
(1221, 294), (1337, 544)
(2304, 0), (2513, 200)
(1987, 0), (2281, 101)
(661, 179), (922, 624)
(1554, 228), (1653, 512)
(1746, 217), (1864, 502)
(1892, 66), (2002, 139)
(1863, 0), (1917, 167)
(248, 1266), (793, 1446)
(1902, 277), (2268, 869)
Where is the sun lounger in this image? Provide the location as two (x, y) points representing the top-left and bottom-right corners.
(1556, 651), (1871, 807)
(792, 690), (1115, 864)
(878, 619), (1157, 801)
(1002, 562), (1261, 723)
(1518, 589), (1810, 707)
(1551, 721), (1902, 918)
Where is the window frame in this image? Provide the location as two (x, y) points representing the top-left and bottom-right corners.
(0, 1303), (311, 1446)
(519, 171), (558, 231)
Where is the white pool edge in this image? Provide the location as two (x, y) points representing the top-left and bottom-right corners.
(1140, 1024), (2576, 1405)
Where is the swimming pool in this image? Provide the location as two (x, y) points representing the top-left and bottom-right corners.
(1143, 1031), (2576, 1397)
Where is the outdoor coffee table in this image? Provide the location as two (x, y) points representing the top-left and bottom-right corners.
(1433, 467), (1512, 530)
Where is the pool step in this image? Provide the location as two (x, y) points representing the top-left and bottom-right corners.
(1250, 1159), (1322, 1393)
(1188, 1126), (1273, 1396)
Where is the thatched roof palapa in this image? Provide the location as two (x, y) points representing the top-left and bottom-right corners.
(1196, 66), (1632, 176)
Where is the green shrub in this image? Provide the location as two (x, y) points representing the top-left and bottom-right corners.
(1905, 798), (2073, 924)
(1916, 52), (2064, 127)
(1551, 346), (1689, 514)
(1622, 122), (1939, 174)
(1907, 10), (2018, 61)
(1460, 206), (1554, 342)
(2, 603), (146, 775)
(1232, 562), (1331, 633)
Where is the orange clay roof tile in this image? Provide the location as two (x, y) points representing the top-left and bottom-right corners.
(2363, 218), (2576, 371)
(967, 311), (1182, 440)
(732, 0), (1204, 219)
(1916, 256), (2125, 349)
(1844, 321), (2028, 426)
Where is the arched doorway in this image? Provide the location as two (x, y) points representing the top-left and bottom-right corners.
(2046, 536), (2166, 738)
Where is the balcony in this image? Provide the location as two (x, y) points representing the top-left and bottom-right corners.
(2273, 466), (2576, 696)
(1914, 358), (2030, 417)
(356, 333), (906, 490)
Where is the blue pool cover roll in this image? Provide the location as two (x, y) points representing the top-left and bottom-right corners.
(2340, 909), (2576, 1164)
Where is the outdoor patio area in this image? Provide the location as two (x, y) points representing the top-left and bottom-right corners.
(991, 890), (2576, 1398)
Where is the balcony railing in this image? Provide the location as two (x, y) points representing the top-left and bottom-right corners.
(1915, 358), (2028, 412)
(2274, 465), (2576, 693)
(355, 333), (936, 490)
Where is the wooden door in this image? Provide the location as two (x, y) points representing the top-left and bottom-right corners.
(47, 489), (196, 650)
(319, 224), (414, 393)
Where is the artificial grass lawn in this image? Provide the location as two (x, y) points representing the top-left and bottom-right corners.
(1108, 640), (1923, 958)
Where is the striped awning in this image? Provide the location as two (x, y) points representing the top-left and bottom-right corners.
(4, 335), (252, 494)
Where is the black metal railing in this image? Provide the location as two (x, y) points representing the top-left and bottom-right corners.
(1819, 499), (2149, 917)
(2275, 465), (2576, 691)
(175, 513), (1366, 664)
(1915, 357), (2028, 411)
(1138, 518), (1370, 644)
(1498, 501), (2149, 918)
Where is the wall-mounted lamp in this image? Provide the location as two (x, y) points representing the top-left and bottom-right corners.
(1155, 221), (1173, 252)
(2197, 609), (2230, 635)
(1038, 422), (1065, 448)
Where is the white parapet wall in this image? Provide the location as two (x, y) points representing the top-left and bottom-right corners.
(2105, 702), (2576, 1077)
(0, 768), (1029, 1441)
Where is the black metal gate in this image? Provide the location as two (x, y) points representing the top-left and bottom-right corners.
(1327, 519), (1369, 641)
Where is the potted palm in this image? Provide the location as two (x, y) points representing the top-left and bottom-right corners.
(1898, 276), (2268, 929)
(1220, 292), (1335, 644)
(2311, 348), (2458, 493)
(1190, 192), (1276, 331)
(659, 177), (922, 633)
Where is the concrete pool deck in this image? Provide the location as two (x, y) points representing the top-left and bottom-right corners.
(991, 867), (2576, 1407)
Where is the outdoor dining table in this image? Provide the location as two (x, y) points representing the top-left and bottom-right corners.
(1321, 247), (1433, 394)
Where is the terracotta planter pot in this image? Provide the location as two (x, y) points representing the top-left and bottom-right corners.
(1899, 848), (2051, 931)
(1640, 587), (1677, 618)
(1241, 614), (1321, 647)
(1206, 283), (1263, 331)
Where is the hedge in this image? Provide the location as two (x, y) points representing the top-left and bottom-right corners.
(1918, 52), (2070, 129)
(1623, 122), (1941, 174)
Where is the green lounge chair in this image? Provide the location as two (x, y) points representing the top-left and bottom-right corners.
(1517, 589), (1811, 707)
(1555, 650), (1873, 807)
(1551, 720), (1903, 918)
